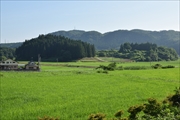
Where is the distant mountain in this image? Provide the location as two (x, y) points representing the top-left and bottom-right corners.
(1, 29), (179, 55)
(50, 30), (102, 46)
(0, 42), (23, 48)
(50, 29), (180, 55)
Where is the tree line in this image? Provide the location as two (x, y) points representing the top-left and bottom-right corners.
(15, 34), (95, 61)
(0, 47), (16, 60)
(97, 42), (179, 61)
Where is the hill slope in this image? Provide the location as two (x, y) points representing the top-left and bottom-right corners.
(0, 42), (23, 48)
(1, 29), (179, 55)
(50, 29), (180, 55)
(15, 34), (95, 61)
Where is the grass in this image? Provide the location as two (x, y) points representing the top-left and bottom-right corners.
(1, 59), (180, 120)
(19, 57), (180, 68)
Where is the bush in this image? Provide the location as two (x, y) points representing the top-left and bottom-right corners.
(143, 98), (162, 117)
(88, 113), (106, 120)
(123, 66), (150, 70)
(117, 66), (124, 70)
(96, 62), (116, 71)
(114, 110), (124, 119)
(38, 116), (59, 120)
(152, 64), (162, 69)
(128, 105), (144, 119)
(88, 88), (180, 120)
(97, 70), (108, 74)
(162, 65), (175, 69)
(167, 87), (180, 107)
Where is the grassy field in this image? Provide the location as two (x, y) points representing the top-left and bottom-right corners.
(0, 59), (180, 120)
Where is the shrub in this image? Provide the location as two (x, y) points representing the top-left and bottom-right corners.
(102, 70), (108, 74)
(97, 70), (108, 74)
(88, 88), (180, 120)
(117, 66), (123, 70)
(38, 116), (59, 120)
(128, 105), (144, 119)
(114, 110), (123, 119)
(143, 98), (162, 117)
(167, 87), (180, 107)
(88, 113), (106, 120)
(162, 65), (175, 69)
(152, 64), (162, 69)
(108, 62), (116, 69)
(96, 62), (116, 71)
(123, 66), (150, 70)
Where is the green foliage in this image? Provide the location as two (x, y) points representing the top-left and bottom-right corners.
(152, 64), (162, 69)
(162, 65), (175, 69)
(96, 62), (116, 71)
(15, 34), (95, 61)
(38, 116), (59, 120)
(50, 29), (180, 55)
(0, 47), (16, 60)
(0, 55), (7, 61)
(123, 66), (150, 70)
(0, 42), (22, 48)
(97, 52), (106, 57)
(114, 110), (124, 119)
(117, 66), (124, 70)
(97, 43), (178, 62)
(88, 87), (180, 120)
(167, 87), (180, 107)
(128, 105), (144, 119)
(152, 64), (175, 69)
(143, 98), (162, 117)
(108, 62), (117, 68)
(96, 69), (108, 74)
(118, 42), (178, 61)
(88, 113), (106, 120)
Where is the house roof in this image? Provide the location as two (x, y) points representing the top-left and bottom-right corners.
(0, 59), (18, 65)
(25, 61), (38, 67)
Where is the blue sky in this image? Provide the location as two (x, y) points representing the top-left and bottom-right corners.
(1, 1), (179, 43)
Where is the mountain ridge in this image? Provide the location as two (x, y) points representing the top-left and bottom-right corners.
(1, 29), (179, 55)
(50, 29), (179, 54)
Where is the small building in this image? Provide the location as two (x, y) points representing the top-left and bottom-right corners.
(25, 61), (40, 70)
(0, 59), (18, 70)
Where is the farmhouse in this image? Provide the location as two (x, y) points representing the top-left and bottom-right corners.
(25, 60), (40, 70)
(0, 59), (18, 70)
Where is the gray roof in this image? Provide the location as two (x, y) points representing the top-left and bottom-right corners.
(26, 61), (38, 67)
(0, 59), (18, 66)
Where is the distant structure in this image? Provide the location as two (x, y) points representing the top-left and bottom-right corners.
(25, 60), (40, 70)
(38, 54), (41, 70)
(0, 57), (40, 71)
(0, 59), (18, 70)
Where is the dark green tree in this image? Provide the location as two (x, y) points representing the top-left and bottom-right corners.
(16, 34), (95, 61)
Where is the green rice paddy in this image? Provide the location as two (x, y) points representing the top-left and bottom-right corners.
(0, 59), (179, 120)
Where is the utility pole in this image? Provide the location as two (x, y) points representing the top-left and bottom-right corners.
(38, 54), (41, 71)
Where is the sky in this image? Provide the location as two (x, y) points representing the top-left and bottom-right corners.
(0, 0), (179, 43)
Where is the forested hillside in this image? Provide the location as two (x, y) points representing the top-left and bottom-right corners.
(118, 42), (178, 61)
(0, 47), (16, 60)
(0, 42), (22, 48)
(50, 29), (180, 55)
(15, 34), (95, 61)
(97, 42), (178, 61)
(1, 29), (179, 55)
